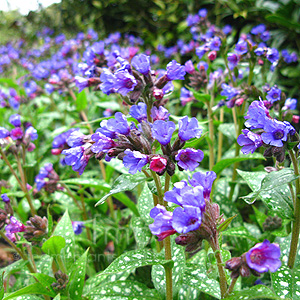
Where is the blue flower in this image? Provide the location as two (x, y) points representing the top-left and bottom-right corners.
(227, 53), (239, 70)
(9, 114), (21, 127)
(178, 116), (202, 141)
(237, 129), (263, 155)
(283, 98), (297, 110)
(72, 221), (85, 235)
(208, 37), (221, 51)
(266, 86), (281, 104)
(189, 171), (217, 200)
(261, 119), (290, 147)
(129, 102), (147, 123)
(180, 87), (194, 106)
(114, 69), (137, 96)
(220, 83), (239, 100)
(251, 24), (266, 35)
(99, 112), (130, 138)
(1, 194), (10, 203)
(131, 54), (150, 75)
(266, 48), (279, 63)
(152, 120), (175, 145)
(150, 106), (170, 122)
(123, 149), (149, 174)
(67, 131), (86, 147)
(90, 131), (115, 154)
(62, 146), (90, 175)
(173, 206), (202, 234)
(165, 60), (186, 81)
(149, 205), (176, 241)
(74, 76), (89, 92)
(0, 127), (10, 138)
(246, 240), (281, 273)
(244, 100), (270, 130)
(100, 69), (116, 95)
(175, 148), (204, 171)
(25, 126), (38, 141)
(235, 40), (248, 55)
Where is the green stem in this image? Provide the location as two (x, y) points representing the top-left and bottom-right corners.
(217, 108), (224, 162)
(56, 254), (68, 274)
(207, 98), (215, 171)
(287, 149), (300, 269)
(224, 277), (238, 297)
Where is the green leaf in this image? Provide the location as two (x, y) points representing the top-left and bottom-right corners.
(76, 90), (87, 111)
(42, 236), (66, 256)
(152, 239), (185, 297)
(137, 183), (154, 225)
(222, 226), (259, 242)
(68, 249), (88, 300)
(217, 215), (237, 232)
(98, 248), (170, 280)
(2, 283), (55, 300)
(47, 205), (53, 237)
(275, 235), (300, 268)
(183, 266), (221, 299)
(252, 206), (267, 230)
(87, 280), (161, 299)
(31, 273), (55, 291)
(1, 259), (28, 279)
(280, 67), (300, 78)
(265, 14), (300, 32)
(131, 216), (152, 248)
(0, 78), (19, 89)
(0, 271), (4, 299)
(218, 123), (236, 140)
(53, 295), (60, 300)
(238, 169), (295, 219)
(192, 90), (210, 103)
(61, 178), (109, 189)
(225, 285), (281, 300)
(95, 173), (147, 206)
(212, 153), (265, 175)
(52, 210), (75, 269)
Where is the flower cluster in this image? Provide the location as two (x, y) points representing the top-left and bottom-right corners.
(34, 163), (61, 193)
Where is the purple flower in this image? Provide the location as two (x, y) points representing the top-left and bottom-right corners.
(223, 25), (232, 35)
(178, 116), (202, 141)
(266, 86), (281, 104)
(198, 8), (207, 18)
(149, 205), (176, 241)
(175, 148), (204, 171)
(131, 54), (150, 75)
(25, 126), (38, 141)
(266, 48), (279, 63)
(283, 98), (297, 110)
(165, 60), (186, 81)
(75, 76), (89, 92)
(52, 128), (79, 149)
(246, 240), (281, 273)
(227, 53), (239, 70)
(99, 112), (130, 138)
(196, 45), (209, 59)
(152, 120), (175, 145)
(235, 40), (248, 55)
(150, 106), (170, 122)
(67, 131), (86, 147)
(220, 83), (239, 100)
(208, 37), (221, 51)
(62, 145), (91, 175)
(180, 87), (194, 106)
(0, 127), (10, 138)
(123, 149), (149, 174)
(149, 156), (168, 173)
(261, 119), (290, 147)
(100, 69), (116, 95)
(1, 194), (10, 203)
(91, 131), (115, 154)
(251, 24), (266, 35)
(5, 217), (25, 241)
(173, 206), (202, 234)
(72, 221), (85, 235)
(114, 69), (137, 96)
(129, 102), (147, 123)
(244, 100), (270, 129)
(184, 60), (195, 74)
(189, 171), (216, 200)
(9, 114), (21, 127)
(10, 127), (23, 140)
(237, 129), (263, 154)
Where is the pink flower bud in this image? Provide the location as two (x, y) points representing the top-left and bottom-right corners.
(207, 50), (217, 61)
(292, 115), (300, 123)
(150, 156), (167, 173)
(153, 88), (164, 100)
(51, 149), (62, 155)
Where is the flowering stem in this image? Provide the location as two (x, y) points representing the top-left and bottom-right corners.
(217, 108), (224, 162)
(207, 99), (215, 171)
(287, 149), (300, 269)
(210, 239), (227, 298)
(224, 277), (238, 297)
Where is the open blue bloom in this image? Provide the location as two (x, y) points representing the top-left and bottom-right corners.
(180, 87), (194, 106)
(52, 128), (79, 149)
(178, 116), (202, 141)
(283, 98), (297, 110)
(244, 100), (270, 129)
(261, 119), (290, 147)
(175, 148), (204, 171)
(184, 60), (195, 74)
(173, 206), (202, 234)
(131, 54), (150, 75)
(266, 48), (279, 63)
(196, 45), (209, 59)
(152, 120), (175, 145)
(10, 127), (23, 140)
(62, 145), (90, 175)
(67, 131), (87, 147)
(235, 40), (248, 55)
(220, 83), (239, 100)
(227, 53), (239, 70)
(72, 221), (85, 235)
(165, 60), (186, 81)
(99, 112), (130, 138)
(35, 163), (54, 191)
(91, 131), (115, 154)
(129, 102), (147, 123)
(9, 114), (21, 127)
(100, 69), (116, 95)
(246, 240), (281, 273)
(123, 149), (149, 174)
(75, 76), (89, 92)
(1, 194), (10, 203)
(251, 24), (266, 35)
(5, 217), (25, 242)
(149, 205), (176, 241)
(208, 37), (221, 51)
(237, 129), (263, 154)
(150, 106), (170, 122)
(266, 86), (281, 104)
(114, 69), (137, 96)
(25, 126), (38, 141)
(0, 127), (10, 138)
(189, 171), (216, 200)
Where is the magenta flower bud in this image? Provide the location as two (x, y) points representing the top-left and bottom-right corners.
(292, 115), (300, 123)
(10, 127), (23, 140)
(246, 240), (281, 273)
(207, 50), (217, 61)
(27, 143), (36, 152)
(51, 148), (62, 155)
(153, 88), (164, 100)
(149, 156), (168, 173)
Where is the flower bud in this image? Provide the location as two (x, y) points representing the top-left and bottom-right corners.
(263, 216), (282, 231)
(225, 257), (242, 271)
(208, 50), (217, 61)
(52, 270), (69, 290)
(292, 115), (300, 123)
(150, 156), (168, 175)
(153, 88), (164, 100)
(24, 215), (48, 244)
(51, 148), (62, 155)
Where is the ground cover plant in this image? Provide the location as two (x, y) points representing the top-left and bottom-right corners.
(0, 4), (299, 300)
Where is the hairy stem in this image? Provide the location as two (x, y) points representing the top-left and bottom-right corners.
(288, 149), (300, 269)
(225, 277), (238, 297)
